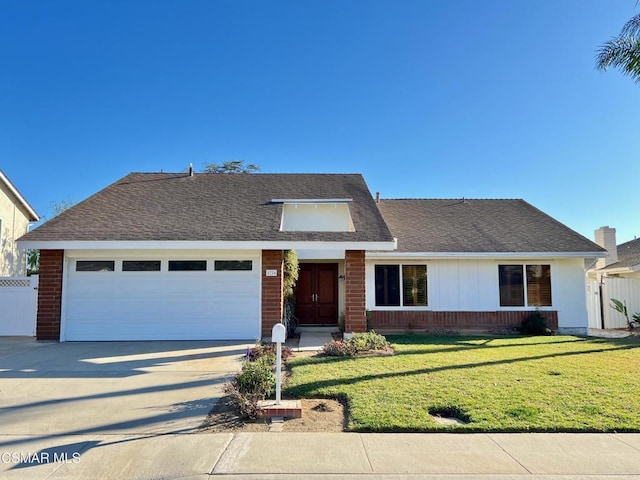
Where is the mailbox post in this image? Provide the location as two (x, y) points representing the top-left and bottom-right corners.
(271, 323), (286, 405)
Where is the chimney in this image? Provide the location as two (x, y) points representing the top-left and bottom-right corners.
(189, 163), (194, 177)
(594, 226), (618, 269)
(375, 192), (380, 204)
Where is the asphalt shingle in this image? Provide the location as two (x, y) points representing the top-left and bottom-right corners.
(21, 173), (394, 243)
(376, 198), (604, 253)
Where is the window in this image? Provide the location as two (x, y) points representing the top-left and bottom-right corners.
(123, 261), (161, 272)
(278, 201), (355, 232)
(76, 261), (115, 272)
(375, 264), (427, 307)
(499, 264), (552, 307)
(168, 260), (207, 271)
(214, 260), (252, 271)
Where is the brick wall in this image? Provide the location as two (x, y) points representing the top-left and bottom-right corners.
(368, 310), (559, 333)
(36, 250), (64, 340)
(345, 250), (366, 332)
(261, 250), (284, 337)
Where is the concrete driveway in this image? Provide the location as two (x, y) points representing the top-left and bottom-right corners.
(0, 338), (250, 437)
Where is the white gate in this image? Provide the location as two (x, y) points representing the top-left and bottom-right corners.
(587, 277), (640, 329)
(586, 281), (602, 329)
(0, 276), (38, 336)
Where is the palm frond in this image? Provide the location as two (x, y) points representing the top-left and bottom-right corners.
(595, 36), (640, 83)
(620, 13), (640, 37)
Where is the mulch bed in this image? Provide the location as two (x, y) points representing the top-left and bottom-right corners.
(201, 396), (347, 432)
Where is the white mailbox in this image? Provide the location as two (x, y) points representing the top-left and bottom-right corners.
(271, 323), (286, 405)
(272, 323), (286, 343)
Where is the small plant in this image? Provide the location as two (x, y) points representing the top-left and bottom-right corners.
(225, 356), (276, 419)
(519, 310), (552, 335)
(322, 340), (355, 357)
(246, 341), (293, 363)
(223, 382), (264, 419)
(610, 298), (635, 329)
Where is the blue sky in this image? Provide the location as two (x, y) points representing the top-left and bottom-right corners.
(1, 0), (638, 243)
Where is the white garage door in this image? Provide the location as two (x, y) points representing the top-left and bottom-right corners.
(64, 256), (260, 341)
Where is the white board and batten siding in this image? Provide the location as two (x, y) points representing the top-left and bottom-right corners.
(366, 257), (590, 333)
(0, 276), (38, 336)
(62, 251), (261, 341)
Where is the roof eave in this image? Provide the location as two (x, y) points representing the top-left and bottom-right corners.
(0, 170), (40, 221)
(366, 251), (606, 259)
(17, 239), (398, 251)
(598, 263), (640, 275)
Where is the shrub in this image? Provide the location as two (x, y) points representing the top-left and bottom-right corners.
(348, 330), (390, 352)
(247, 342), (293, 363)
(223, 382), (264, 420)
(236, 357), (276, 397)
(322, 340), (355, 357)
(520, 310), (552, 335)
(322, 331), (391, 356)
(225, 357), (276, 419)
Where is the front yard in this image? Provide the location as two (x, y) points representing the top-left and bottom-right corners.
(284, 335), (640, 432)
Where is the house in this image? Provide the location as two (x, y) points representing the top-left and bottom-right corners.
(18, 171), (604, 341)
(588, 226), (640, 279)
(585, 226), (640, 329)
(0, 169), (39, 276)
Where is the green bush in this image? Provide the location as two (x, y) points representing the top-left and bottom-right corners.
(224, 356), (276, 419)
(322, 331), (391, 357)
(348, 330), (390, 352)
(519, 310), (552, 335)
(236, 357), (276, 397)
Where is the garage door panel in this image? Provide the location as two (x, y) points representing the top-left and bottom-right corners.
(65, 257), (260, 340)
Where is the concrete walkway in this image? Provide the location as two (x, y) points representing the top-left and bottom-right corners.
(1, 432), (639, 478)
(296, 331), (333, 351)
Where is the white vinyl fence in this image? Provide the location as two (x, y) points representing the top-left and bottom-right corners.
(0, 275), (38, 336)
(587, 277), (640, 329)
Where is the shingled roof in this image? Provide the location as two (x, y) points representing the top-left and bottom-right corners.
(376, 198), (604, 254)
(599, 237), (640, 271)
(20, 173), (394, 244)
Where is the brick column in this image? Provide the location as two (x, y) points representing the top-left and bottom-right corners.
(37, 250), (64, 340)
(261, 250), (284, 338)
(345, 250), (366, 333)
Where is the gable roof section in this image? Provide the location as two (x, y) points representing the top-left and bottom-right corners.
(19, 173), (394, 246)
(0, 169), (39, 221)
(376, 198), (604, 255)
(598, 237), (640, 272)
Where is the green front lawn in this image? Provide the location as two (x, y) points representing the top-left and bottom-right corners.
(284, 335), (640, 432)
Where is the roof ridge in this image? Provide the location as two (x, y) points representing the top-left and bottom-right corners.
(378, 197), (524, 201)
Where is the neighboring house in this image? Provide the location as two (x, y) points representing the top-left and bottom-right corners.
(18, 172), (603, 341)
(585, 226), (640, 329)
(0, 169), (39, 276)
(588, 226), (640, 279)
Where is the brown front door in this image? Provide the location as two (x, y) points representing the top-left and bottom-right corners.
(295, 263), (338, 325)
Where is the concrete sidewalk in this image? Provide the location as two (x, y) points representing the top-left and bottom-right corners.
(1, 432), (639, 479)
